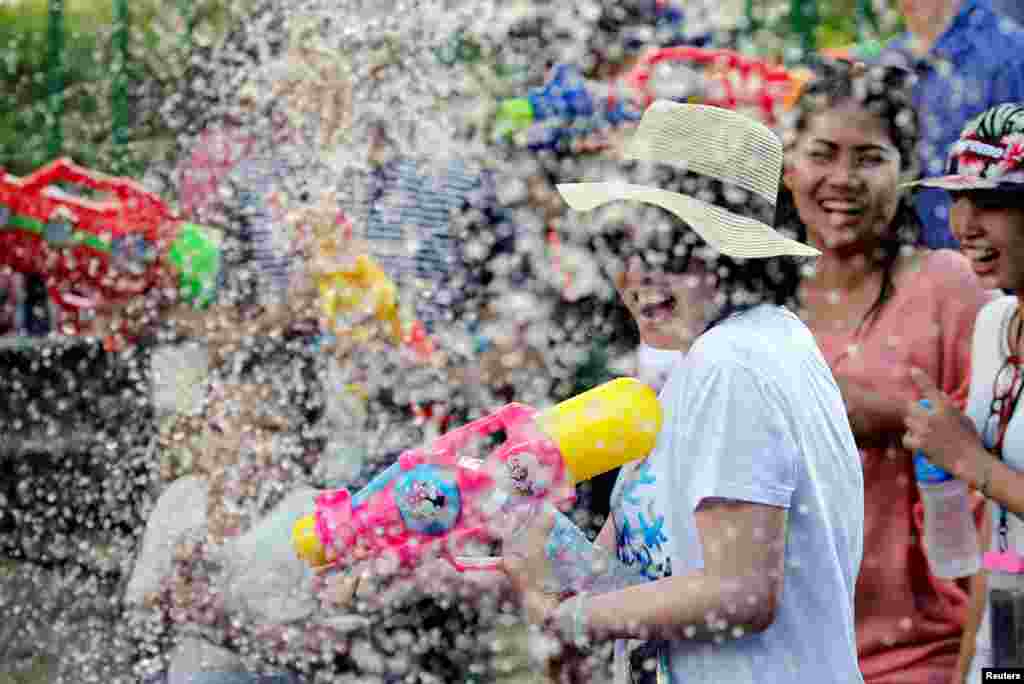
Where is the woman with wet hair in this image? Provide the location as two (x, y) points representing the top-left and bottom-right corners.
(781, 59), (993, 684)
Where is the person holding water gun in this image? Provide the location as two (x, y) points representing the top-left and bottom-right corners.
(901, 104), (1024, 681)
(496, 102), (864, 684)
(291, 375), (662, 578)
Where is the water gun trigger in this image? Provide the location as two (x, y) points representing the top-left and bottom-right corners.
(491, 437), (569, 502)
(445, 526), (502, 573)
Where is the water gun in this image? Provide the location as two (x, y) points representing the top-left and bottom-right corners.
(298, 204), (434, 359)
(292, 377), (662, 572)
(493, 63), (645, 152)
(316, 254), (437, 361)
(495, 49), (797, 152)
(0, 158), (221, 339)
(620, 46), (799, 126)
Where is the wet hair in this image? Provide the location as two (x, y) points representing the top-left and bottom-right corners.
(776, 58), (923, 333)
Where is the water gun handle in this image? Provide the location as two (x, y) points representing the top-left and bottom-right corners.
(446, 434), (571, 573)
(454, 506), (649, 598)
(21, 158), (122, 198)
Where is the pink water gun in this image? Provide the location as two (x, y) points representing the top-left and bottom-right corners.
(292, 378), (662, 573)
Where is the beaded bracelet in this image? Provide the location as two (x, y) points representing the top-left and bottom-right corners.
(979, 456), (994, 500)
(552, 592), (591, 646)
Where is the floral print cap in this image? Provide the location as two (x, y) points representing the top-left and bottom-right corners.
(905, 103), (1024, 191)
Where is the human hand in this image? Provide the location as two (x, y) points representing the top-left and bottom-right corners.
(500, 507), (562, 627)
(952, 642), (975, 684)
(903, 367), (989, 477)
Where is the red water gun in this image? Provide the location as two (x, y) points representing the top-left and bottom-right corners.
(622, 46), (799, 125)
(0, 158), (178, 338)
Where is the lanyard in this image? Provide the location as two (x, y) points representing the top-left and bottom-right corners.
(990, 312), (1024, 552)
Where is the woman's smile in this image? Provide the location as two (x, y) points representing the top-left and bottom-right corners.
(634, 288), (680, 323)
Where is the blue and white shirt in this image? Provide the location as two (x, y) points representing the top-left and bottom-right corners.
(877, 0), (1024, 249)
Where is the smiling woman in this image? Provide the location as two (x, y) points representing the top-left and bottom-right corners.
(502, 102), (865, 684)
(897, 102), (1024, 680)
(780, 59), (994, 684)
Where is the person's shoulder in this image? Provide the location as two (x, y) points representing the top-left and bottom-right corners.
(977, 292), (1018, 332)
(908, 248), (981, 290)
(967, 1), (1024, 56)
(915, 246), (965, 271)
(156, 474), (210, 507)
(692, 306), (814, 372)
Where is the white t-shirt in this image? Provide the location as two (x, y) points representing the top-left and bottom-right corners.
(636, 343), (684, 394)
(610, 305), (864, 684)
(964, 296), (1024, 682)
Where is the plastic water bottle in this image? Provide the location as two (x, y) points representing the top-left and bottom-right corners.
(913, 400), (981, 579)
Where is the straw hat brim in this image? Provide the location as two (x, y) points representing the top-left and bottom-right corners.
(556, 182), (820, 259)
(555, 101), (820, 260)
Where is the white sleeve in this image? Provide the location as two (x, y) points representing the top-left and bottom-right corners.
(672, 359), (799, 513)
(123, 477), (209, 606)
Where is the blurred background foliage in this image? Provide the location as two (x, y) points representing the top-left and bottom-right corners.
(0, 0), (246, 177)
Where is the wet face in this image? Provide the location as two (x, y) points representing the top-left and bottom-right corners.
(784, 102), (903, 256)
(613, 253), (718, 351)
(950, 190), (1024, 291)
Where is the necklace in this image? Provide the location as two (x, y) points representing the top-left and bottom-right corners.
(989, 305), (1024, 552)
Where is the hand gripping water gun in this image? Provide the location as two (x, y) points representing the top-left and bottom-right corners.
(0, 158), (222, 338)
(292, 377), (662, 572)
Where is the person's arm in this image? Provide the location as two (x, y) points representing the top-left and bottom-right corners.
(573, 499), (786, 642)
(972, 446), (1024, 519)
(843, 252), (989, 450)
(954, 506), (991, 684)
(904, 370), (1024, 518)
(834, 374), (909, 448)
(507, 359), (795, 643)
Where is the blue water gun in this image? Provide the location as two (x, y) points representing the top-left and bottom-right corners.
(493, 64), (643, 152)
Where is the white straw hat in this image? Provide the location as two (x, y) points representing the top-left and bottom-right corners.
(556, 101), (820, 260)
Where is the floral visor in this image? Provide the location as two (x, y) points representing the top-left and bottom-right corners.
(905, 103), (1024, 192)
